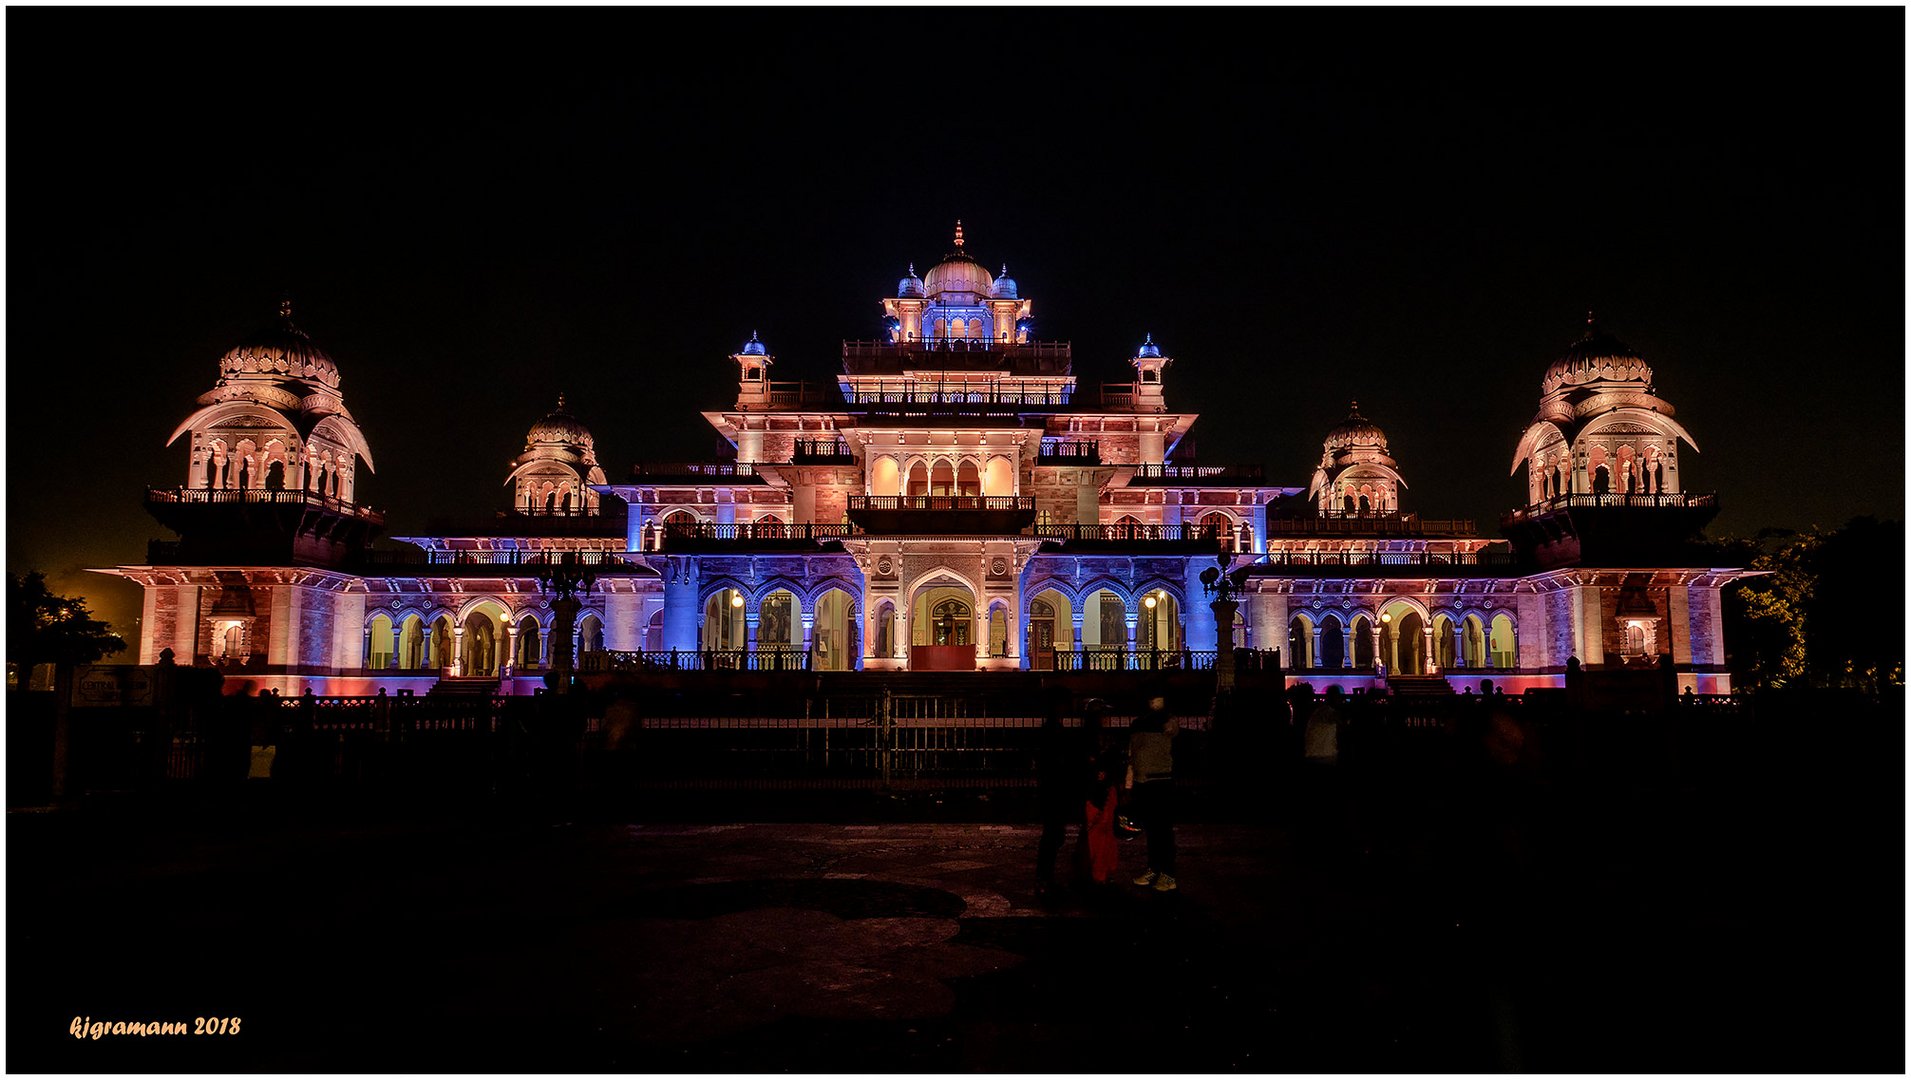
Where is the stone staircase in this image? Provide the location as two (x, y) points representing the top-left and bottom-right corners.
(1385, 674), (1455, 697)
(426, 674), (502, 699)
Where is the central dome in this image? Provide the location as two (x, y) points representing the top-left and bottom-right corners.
(1542, 317), (1653, 394)
(218, 301), (340, 389)
(923, 250), (994, 300)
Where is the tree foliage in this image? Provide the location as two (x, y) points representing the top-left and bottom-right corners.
(7, 571), (127, 670)
(1719, 517), (1904, 694)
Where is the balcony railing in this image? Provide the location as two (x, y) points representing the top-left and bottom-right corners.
(841, 383), (1075, 408)
(1037, 441), (1101, 465)
(626, 462), (763, 480)
(789, 438), (856, 464)
(1033, 522), (1226, 545)
(1264, 513), (1477, 537)
(841, 339), (1074, 377)
(600, 649), (812, 673)
(1252, 552), (1526, 576)
(1503, 492), (1718, 524)
(353, 549), (641, 570)
(848, 495), (1036, 512)
(657, 522), (861, 547)
(1098, 384), (1136, 408)
(1048, 649), (1220, 672)
(1127, 464), (1267, 485)
(144, 486), (383, 520)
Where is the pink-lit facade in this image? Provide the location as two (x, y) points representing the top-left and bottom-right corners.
(98, 229), (1750, 695)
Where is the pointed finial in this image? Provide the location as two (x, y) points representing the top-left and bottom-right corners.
(556, 392), (567, 412)
(1145, 333), (1154, 344)
(1349, 399), (1360, 415)
(751, 330), (760, 342)
(1000, 264), (1009, 277)
(907, 262), (916, 275)
(953, 220), (964, 248)
(278, 295), (293, 321)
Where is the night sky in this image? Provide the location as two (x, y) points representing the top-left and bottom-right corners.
(8, 8), (1904, 641)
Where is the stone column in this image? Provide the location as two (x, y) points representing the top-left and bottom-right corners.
(549, 595), (580, 693)
(1422, 624), (1436, 675)
(801, 611), (815, 666)
(362, 626), (374, 670)
(1312, 626), (1323, 670)
(503, 621), (519, 678)
(1124, 607), (1139, 668)
(420, 626), (434, 670)
(538, 627), (551, 669)
(1369, 623), (1383, 673)
(450, 624), (466, 677)
(744, 608), (760, 655)
(1340, 624), (1354, 669)
(1211, 598), (1240, 690)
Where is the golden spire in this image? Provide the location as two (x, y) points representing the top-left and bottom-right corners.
(953, 219), (964, 248)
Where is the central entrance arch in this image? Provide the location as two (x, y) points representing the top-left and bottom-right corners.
(908, 574), (978, 671)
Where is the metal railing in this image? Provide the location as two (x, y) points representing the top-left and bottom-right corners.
(600, 649), (813, 672)
(839, 383), (1075, 407)
(843, 338), (1073, 359)
(848, 495), (1036, 512)
(1255, 551), (1524, 570)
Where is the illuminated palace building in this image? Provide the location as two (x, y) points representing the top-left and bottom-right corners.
(102, 226), (1750, 694)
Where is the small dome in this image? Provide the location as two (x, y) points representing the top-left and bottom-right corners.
(1542, 316), (1653, 394)
(527, 394), (593, 447)
(218, 300), (340, 390)
(897, 264), (926, 299)
(989, 264), (1018, 299)
(739, 331), (767, 357)
(1136, 333), (1162, 359)
(1324, 401), (1387, 452)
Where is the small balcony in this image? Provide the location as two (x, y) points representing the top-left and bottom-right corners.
(1501, 491), (1718, 526)
(1264, 512), (1477, 538)
(788, 438), (857, 465)
(1037, 440), (1101, 466)
(841, 339), (1073, 377)
(845, 495), (1037, 535)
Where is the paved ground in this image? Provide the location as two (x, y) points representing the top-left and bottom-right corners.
(8, 759), (1904, 1073)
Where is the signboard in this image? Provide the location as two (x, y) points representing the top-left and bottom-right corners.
(72, 665), (157, 707)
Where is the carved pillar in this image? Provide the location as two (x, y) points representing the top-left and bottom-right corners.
(801, 611), (815, 662)
(450, 624), (466, 677)
(420, 626), (434, 670)
(1422, 624), (1436, 675)
(1370, 623), (1383, 673)
(549, 596), (580, 691)
(537, 627), (551, 669)
(1340, 624), (1353, 669)
(1312, 626), (1323, 670)
(1211, 598), (1239, 690)
(362, 626), (374, 670)
(503, 621), (519, 678)
(744, 609), (760, 654)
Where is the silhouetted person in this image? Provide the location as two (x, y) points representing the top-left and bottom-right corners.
(1126, 691), (1179, 891)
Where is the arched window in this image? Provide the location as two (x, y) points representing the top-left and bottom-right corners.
(1288, 615), (1314, 669)
(906, 461), (929, 499)
(1489, 614), (1517, 669)
(933, 317), (948, 339)
(1319, 614), (1344, 669)
(1352, 616), (1375, 669)
(967, 317), (984, 339)
(1096, 590), (1127, 651)
(930, 459), (955, 497)
(956, 460), (981, 497)
(1343, 492), (1357, 514)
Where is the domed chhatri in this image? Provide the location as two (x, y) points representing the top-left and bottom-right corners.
(1311, 401), (1405, 514)
(882, 220), (1030, 344)
(508, 394), (605, 513)
(167, 298), (374, 502)
(739, 331), (768, 357)
(1512, 314), (1697, 504)
(1136, 333), (1162, 359)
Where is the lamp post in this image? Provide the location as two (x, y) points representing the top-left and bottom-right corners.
(1200, 556), (1251, 691)
(535, 553), (597, 694)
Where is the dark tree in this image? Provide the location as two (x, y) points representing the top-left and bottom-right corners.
(7, 571), (126, 671)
